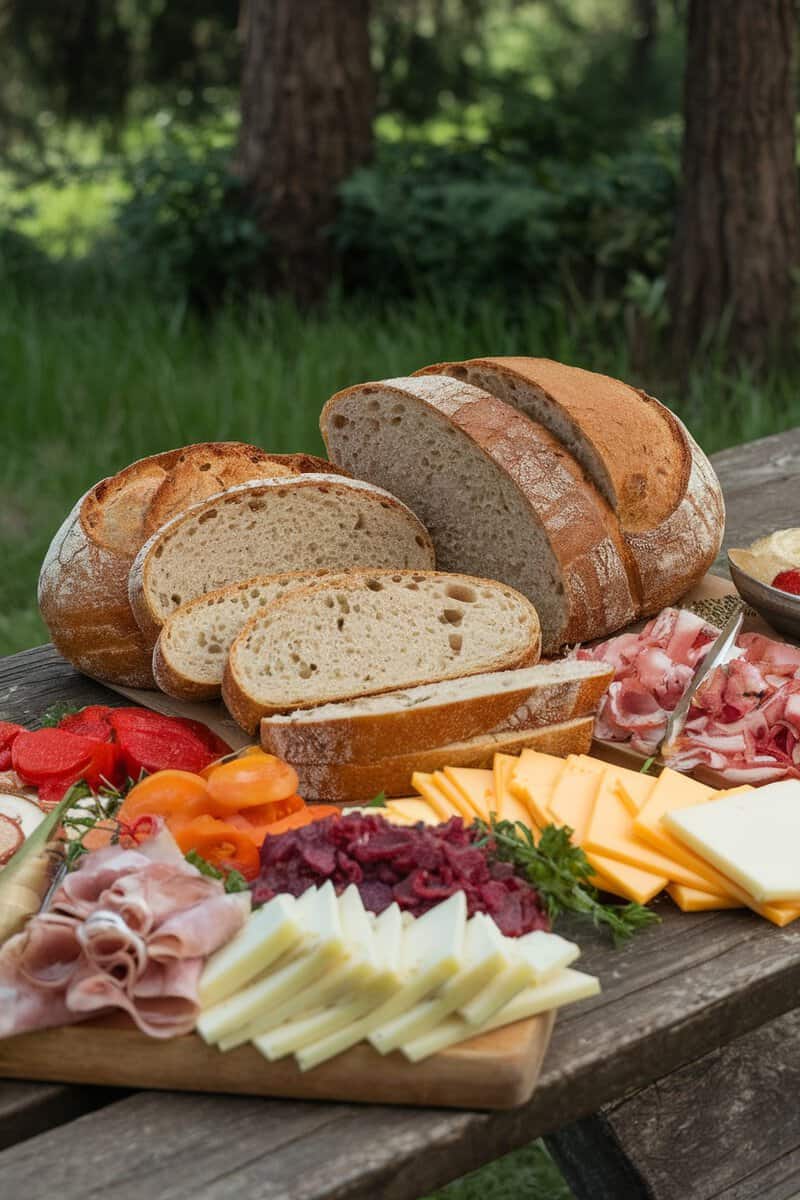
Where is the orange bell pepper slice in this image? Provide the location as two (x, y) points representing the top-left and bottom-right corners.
(262, 804), (340, 837)
(173, 814), (261, 880)
(205, 754), (299, 811)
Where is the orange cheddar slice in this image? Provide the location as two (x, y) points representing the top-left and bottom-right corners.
(634, 772), (800, 925)
(411, 772), (460, 822)
(494, 754), (537, 829)
(548, 764), (602, 843)
(431, 771), (479, 822)
(612, 767), (659, 814)
(585, 852), (666, 904)
(510, 750), (566, 828)
(666, 884), (744, 912)
(585, 768), (720, 893)
(385, 798), (441, 826)
(442, 767), (496, 822)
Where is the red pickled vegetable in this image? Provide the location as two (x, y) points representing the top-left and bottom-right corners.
(107, 709), (230, 778)
(58, 705), (114, 742)
(12, 729), (95, 785)
(772, 568), (800, 596)
(0, 722), (24, 771)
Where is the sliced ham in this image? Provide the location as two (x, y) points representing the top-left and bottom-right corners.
(0, 823), (250, 1041)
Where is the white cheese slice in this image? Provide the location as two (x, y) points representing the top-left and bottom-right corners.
(460, 930), (580, 1027)
(219, 885), (381, 1049)
(664, 782), (800, 902)
(402, 968), (600, 1062)
(198, 894), (302, 1008)
(368, 914), (511, 1054)
(196, 884), (345, 1044)
(295, 891), (466, 1071)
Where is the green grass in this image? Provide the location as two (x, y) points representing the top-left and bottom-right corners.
(3, 278), (800, 658)
(425, 1141), (571, 1200)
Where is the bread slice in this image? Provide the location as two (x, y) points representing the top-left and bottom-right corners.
(260, 659), (612, 763)
(129, 476), (435, 645)
(142, 442), (298, 538)
(291, 719), (594, 801)
(38, 446), (353, 689)
(223, 570), (541, 733)
(415, 358), (725, 612)
(320, 376), (638, 653)
(153, 570), (339, 701)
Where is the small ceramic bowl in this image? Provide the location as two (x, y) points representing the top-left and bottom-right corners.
(728, 552), (800, 640)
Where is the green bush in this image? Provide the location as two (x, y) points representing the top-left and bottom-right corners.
(110, 136), (266, 306)
(335, 131), (679, 305)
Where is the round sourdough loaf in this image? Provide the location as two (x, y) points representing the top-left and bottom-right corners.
(222, 569), (542, 733)
(129, 476), (436, 646)
(414, 357), (725, 613)
(320, 375), (639, 652)
(37, 443), (341, 687)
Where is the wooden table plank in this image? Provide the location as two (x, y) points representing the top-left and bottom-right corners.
(548, 1008), (800, 1200)
(1, 427), (800, 1200)
(0, 1081), (119, 1153)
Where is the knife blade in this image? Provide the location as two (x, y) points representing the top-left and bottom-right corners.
(661, 604), (744, 753)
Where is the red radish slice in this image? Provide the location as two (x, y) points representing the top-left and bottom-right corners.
(12, 730), (94, 786)
(114, 729), (215, 779)
(0, 813), (24, 864)
(0, 723), (24, 771)
(58, 706), (114, 742)
(108, 709), (231, 758)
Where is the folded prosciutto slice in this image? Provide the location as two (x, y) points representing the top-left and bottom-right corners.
(581, 607), (800, 784)
(0, 823), (249, 1040)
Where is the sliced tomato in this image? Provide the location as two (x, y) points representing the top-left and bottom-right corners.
(173, 815), (260, 880)
(118, 770), (211, 827)
(205, 754), (299, 811)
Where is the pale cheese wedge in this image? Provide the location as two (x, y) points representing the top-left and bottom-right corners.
(369, 914), (512, 1054)
(665, 783), (800, 903)
(494, 753), (536, 828)
(442, 767), (496, 822)
(634, 773), (800, 924)
(217, 883), (383, 1051)
(197, 884), (347, 1044)
(295, 891), (466, 1070)
(460, 930), (579, 1026)
(666, 884), (744, 912)
(198, 893), (303, 1008)
(255, 992), (382, 1061)
(401, 968), (601, 1062)
(411, 772), (461, 821)
(510, 750), (566, 827)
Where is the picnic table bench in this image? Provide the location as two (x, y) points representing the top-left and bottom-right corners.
(1, 427), (800, 1200)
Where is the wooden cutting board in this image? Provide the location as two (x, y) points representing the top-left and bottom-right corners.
(0, 1009), (555, 1111)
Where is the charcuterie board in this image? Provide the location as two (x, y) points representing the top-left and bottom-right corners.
(0, 1009), (555, 1111)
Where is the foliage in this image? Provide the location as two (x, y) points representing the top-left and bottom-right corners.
(336, 131), (679, 304)
(109, 137), (267, 307)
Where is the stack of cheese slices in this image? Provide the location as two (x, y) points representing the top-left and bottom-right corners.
(196, 883), (599, 1070)
(347, 749), (800, 927)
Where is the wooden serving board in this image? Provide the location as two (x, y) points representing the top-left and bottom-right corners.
(0, 1010), (555, 1111)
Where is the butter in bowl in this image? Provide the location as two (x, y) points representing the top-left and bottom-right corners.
(728, 528), (800, 639)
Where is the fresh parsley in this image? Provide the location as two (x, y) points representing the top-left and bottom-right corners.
(38, 701), (83, 728)
(477, 817), (660, 946)
(640, 756), (658, 775)
(366, 791), (387, 808)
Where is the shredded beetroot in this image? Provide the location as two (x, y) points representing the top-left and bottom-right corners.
(252, 813), (549, 937)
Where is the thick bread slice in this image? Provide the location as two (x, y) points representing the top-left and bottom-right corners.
(320, 376), (638, 653)
(260, 659), (612, 763)
(223, 570), (541, 733)
(416, 358), (725, 612)
(291, 719), (594, 801)
(153, 570), (339, 701)
(142, 442), (298, 538)
(129, 476), (435, 645)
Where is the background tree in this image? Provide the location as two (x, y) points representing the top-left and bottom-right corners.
(668, 0), (800, 361)
(236, 0), (375, 303)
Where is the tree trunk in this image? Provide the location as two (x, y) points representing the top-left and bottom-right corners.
(667, 0), (800, 362)
(237, 0), (375, 303)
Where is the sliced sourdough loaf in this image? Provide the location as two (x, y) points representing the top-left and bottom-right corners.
(223, 570), (542, 733)
(38, 442), (321, 687)
(415, 357), (725, 612)
(290, 719), (594, 801)
(153, 570), (339, 701)
(320, 375), (638, 653)
(260, 659), (612, 763)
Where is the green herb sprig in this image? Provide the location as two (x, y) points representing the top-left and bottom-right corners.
(184, 849), (249, 894)
(60, 779), (131, 870)
(477, 818), (660, 946)
(38, 701), (84, 728)
(365, 791), (387, 808)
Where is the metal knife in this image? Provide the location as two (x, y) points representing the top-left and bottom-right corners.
(661, 604), (744, 753)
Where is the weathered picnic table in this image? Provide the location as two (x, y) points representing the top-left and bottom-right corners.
(1, 427), (800, 1200)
